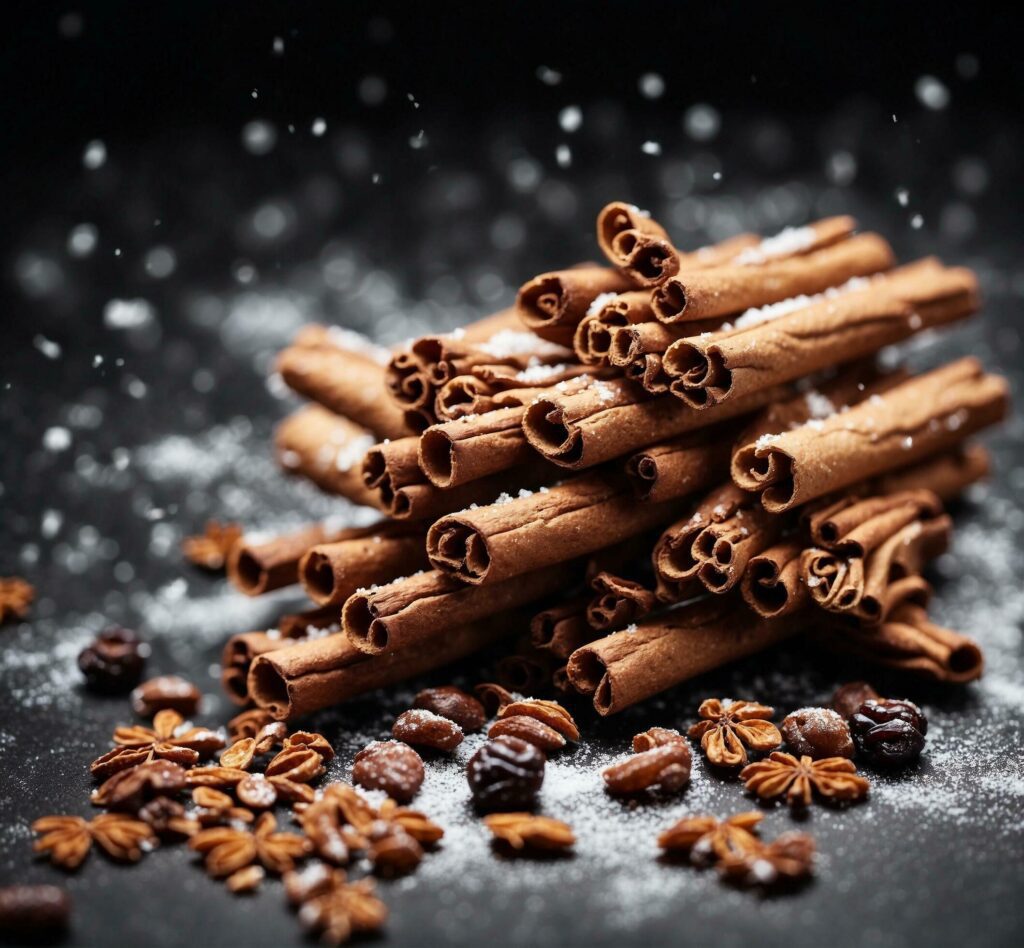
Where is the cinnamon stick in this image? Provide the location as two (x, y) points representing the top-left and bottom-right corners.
(567, 596), (808, 715)
(342, 565), (572, 656)
(530, 597), (595, 659)
(275, 406), (380, 508)
(228, 521), (387, 597)
(248, 613), (519, 720)
(434, 363), (593, 420)
(650, 233), (894, 325)
(624, 425), (736, 503)
(586, 571), (657, 631)
(496, 648), (558, 695)
(516, 267), (634, 346)
(522, 377), (783, 470)
(418, 407), (533, 488)
(731, 358), (1009, 513)
(297, 525), (428, 607)
(572, 290), (655, 365)
(873, 443), (990, 503)
(741, 540), (810, 619)
(663, 261), (978, 409)
(426, 471), (681, 585)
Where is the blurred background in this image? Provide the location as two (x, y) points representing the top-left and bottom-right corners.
(1, 4), (1022, 946)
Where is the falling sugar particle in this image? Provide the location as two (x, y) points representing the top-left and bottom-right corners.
(82, 139), (106, 170)
(915, 75), (950, 110)
(683, 103), (720, 141)
(641, 141), (661, 155)
(712, 171), (722, 181)
(144, 246), (177, 279)
(67, 223), (98, 257)
(409, 130), (427, 150)
(638, 73), (665, 99)
(251, 88), (258, 99)
(92, 355), (103, 367)
(911, 214), (924, 229)
(42, 427), (72, 452)
(311, 117), (327, 136)
(104, 298), (156, 330)
(272, 36), (284, 55)
(358, 75), (387, 106)
(33, 335), (62, 359)
(406, 93), (420, 109)
(555, 144), (571, 168)
(826, 151), (857, 186)
(558, 106), (582, 133)
(536, 65), (562, 85)
(896, 187), (910, 207)
(241, 120), (276, 155)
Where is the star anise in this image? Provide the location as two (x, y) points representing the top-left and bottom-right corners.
(717, 831), (816, 886)
(740, 751), (870, 807)
(688, 698), (782, 767)
(32, 813), (156, 870)
(297, 877), (388, 946)
(657, 812), (764, 866)
(0, 576), (34, 623)
(109, 708), (225, 766)
(182, 521), (242, 571)
(189, 811), (311, 889)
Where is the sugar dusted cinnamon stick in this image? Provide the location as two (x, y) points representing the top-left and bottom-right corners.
(567, 596), (808, 715)
(418, 407), (533, 488)
(276, 331), (410, 440)
(530, 597), (595, 659)
(516, 267), (634, 346)
(342, 565), (571, 656)
(573, 290), (655, 365)
(624, 425), (737, 503)
(435, 363), (593, 420)
(496, 646), (558, 695)
(426, 472), (681, 585)
(732, 358), (1009, 513)
(275, 406), (379, 508)
(522, 377), (782, 470)
(297, 524), (428, 607)
(664, 261), (977, 409)
(741, 540), (809, 619)
(653, 482), (786, 596)
(872, 443), (990, 503)
(729, 216), (857, 266)
(586, 571), (657, 631)
(248, 614), (519, 720)
(228, 522), (357, 596)
(650, 233), (894, 325)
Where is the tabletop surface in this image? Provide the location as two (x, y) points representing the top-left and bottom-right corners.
(1, 104), (1023, 948)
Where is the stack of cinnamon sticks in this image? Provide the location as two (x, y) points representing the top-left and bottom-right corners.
(221, 203), (1007, 721)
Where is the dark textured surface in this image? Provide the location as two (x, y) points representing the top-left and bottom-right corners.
(2, 10), (1024, 948)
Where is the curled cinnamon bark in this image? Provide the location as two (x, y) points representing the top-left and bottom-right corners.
(731, 358), (1009, 513)
(275, 406), (380, 508)
(496, 648), (558, 695)
(653, 482), (786, 596)
(523, 377), (782, 471)
(664, 261), (977, 409)
(567, 596), (808, 715)
(572, 291), (655, 365)
(426, 472), (681, 585)
(297, 525), (428, 607)
(530, 597), (595, 659)
(624, 426), (736, 503)
(342, 565), (570, 656)
(249, 613), (519, 720)
(228, 521), (378, 597)
(650, 233), (893, 325)
(741, 540), (809, 619)
(516, 267), (634, 346)
(276, 333), (410, 440)
(434, 363), (593, 421)
(586, 571), (657, 631)
(418, 407), (533, 488)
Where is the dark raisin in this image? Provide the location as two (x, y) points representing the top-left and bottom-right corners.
(77, 627), (147, 693)
(466, 736), (545, 811)
(782, 707), (854, 759)
(849, 698), (927, 766)
(831, 681), (881, 720)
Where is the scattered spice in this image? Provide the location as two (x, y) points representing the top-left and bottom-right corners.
(473, 682), (516, 716)
(831, 681), (881, 720)
(688, 698), (782, 767)
(658, 812), (763, 865)
(488, 714), (566, 751)
(392, 709), (464, 751)
(91, 759), (188, 811)
(467, 736), (546, 811)
(33, 813), (156, 870)
(717, 832), (816, 887)
(602, 742), (691, 796)
(352, 741), (425, 803)
(413, 686), (486, 732)
(740, 751), (870, 807)
(227, 708), (275, 742)
(297, 877), (388, 946)
(0, 576), (34, 623)
(189, 811), (311, 886)
(131, 675), (202, 716)
(497, 698), (580, 742)
(77, 627), (147, 693)
(632, 726), (687, 752)
(182, 520), (243, 571)
(110, 708), (224, 759)
(483, 813), (575, 852)
(849, 698), (928, 766)
(781, 707), (854, 759)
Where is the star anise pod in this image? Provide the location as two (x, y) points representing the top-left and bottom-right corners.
(298, 877), (388, 946)
(91, 759), (188, 811)
(740, 751), (870, 807)
(376, 799), (444, 846)
(189, 811), (311, 888)
(32, 813), (156, 870)
(191, 786), (254, 827)
(483, 813), (575, 852)
(688, 698), (782, 767)
(657, 811), (764, 866)
(0, 576), (34, 623)
(717, 831), (816, 886)
(110, 708), (224, 764)
(182, 521), (242, 571)
(138, 797), (200, 838)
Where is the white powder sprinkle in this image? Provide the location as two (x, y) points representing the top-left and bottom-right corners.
(586, 292), (619, 317)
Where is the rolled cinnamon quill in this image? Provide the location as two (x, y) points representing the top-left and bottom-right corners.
(418, 407), (533, 488)
(731, 358), (1009, 513)
(276, 335), (410, 440)
(523, 377), (782, 471)
(572, 290), (655, 365)
(664, 261), (978, 409)
(586, 571), (657, 631)
(741, 540), (809, 619)
(530, 598), (595, 659)
(435, 363), (593, 421)
(249, 613), (519, 720)
(298, 525), (428, 607)
(342, 565), (571, 656)
(426, 472), (681, 585)
(567, 596), (808, 715)
(650, 232), (893, 325)
(624, 425), (736, 503)
(275, 406), (379, 508)
(872, 443), (990, 503)
(516, 267), (634, 347)
(653, 482), (786, 596)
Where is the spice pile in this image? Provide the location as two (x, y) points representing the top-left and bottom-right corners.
(6, 202), (1010, 941)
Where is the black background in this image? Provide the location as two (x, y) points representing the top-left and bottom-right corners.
(2, 4), (1023, 948)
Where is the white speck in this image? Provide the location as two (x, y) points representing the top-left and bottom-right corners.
(409, 129), (427, 150)
(67, 223), (98, 257)
(641, 140), (661, 156)
(43, 427), (72, 452)
(558, 106), (582, 133)
(41, 509), (63, 539)
(915, 75), (950, 110)
(241, 120), (276, 155)
(144, 246), (177, 279)
(311, 117), (327, 136)
(895, 188), (910, 207)
(358, 75), (388, 106)
(826, 150), (857, 186)
(555, 144), (572, 168)
(104, 298), (156, 330)
(683, 104), (720, 141)
(712, 171), (722, 181)
(911, 214), (924, 230)
(586, 292), (618, 318)
(638, 73), (665, 99)
(92, 354), (103, 367)
(33, 335), (62, 359)
(272, 36), (284, 55)
(478, 330), (570, 360)
(251, 88), (259, 99)
(82, 139), (106, 170)
(804, 391), (836, 420)
(903, 436), (914, 449)
(406, 92), (420, 109)
(536, 65), (562, 86)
